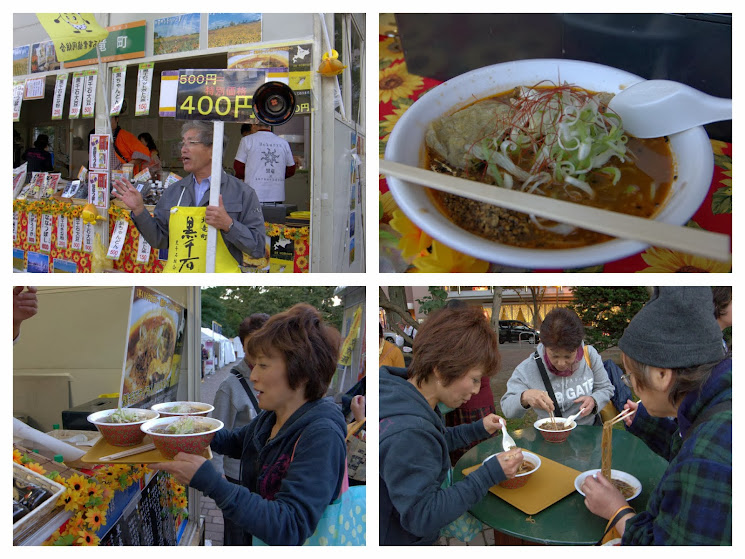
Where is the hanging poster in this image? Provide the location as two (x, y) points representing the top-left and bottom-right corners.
(13, 46), (30, 76)
(81, 69), (98, 118)
(136, 234), (152, 263)
(52, 74), (69, 120)
(119, 286), (186, 408)
(83, 222), (94, 253)
(207, 14), (261, 48)
(40, 214), (53, 252)
(158, 70), (179, 117)
(69, 71), (85, 119)
(31, 40), (60, 73)
(13, 248), (26, 271)
(53, 259), (77, 273)
(13, 212), (19, 243)
(71, 217), (83, 250)
(27, 213), (39, 245)
(89, 172), (109, 207)
(110, 66), (126, 115)
(135, 63), (154, 116)
(89, 134), (110, 171)
(107, 220), (129, 260)
(13, 81), (25, 122)
(27, 251), (50, 273)
(228, 41), (313, 114)
(57, 215), (68, 249)
(24, 77), (45, 100)
(36, 13), (108, 62)
(175, 69), (266, 122)
(154, 14), (201, 56)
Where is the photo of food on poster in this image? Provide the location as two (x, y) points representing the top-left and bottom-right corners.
(119, 286), (186, 408)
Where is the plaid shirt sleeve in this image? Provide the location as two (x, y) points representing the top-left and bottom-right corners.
(623, 408), (732, 545)
(626, 403), (680, 459)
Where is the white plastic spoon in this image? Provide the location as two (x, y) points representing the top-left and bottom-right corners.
(563, 406), (587, 427)
(500, 417), (517, 451)
(607, 80), (731, 139)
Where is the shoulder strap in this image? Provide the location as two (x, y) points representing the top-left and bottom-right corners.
(533, 351), (562, 417)
(230, 367), (260, 415)
(682, 399), (731, 442)
(583, 345), (592, 368)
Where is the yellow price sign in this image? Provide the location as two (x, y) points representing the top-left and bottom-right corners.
(175, 69), (267, 122)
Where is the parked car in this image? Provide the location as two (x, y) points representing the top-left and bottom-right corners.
(383, 330), (404, 347)
(498, 320), (540, 344)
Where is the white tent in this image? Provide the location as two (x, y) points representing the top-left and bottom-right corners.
(200, 328), (237, 372)
(232, 336), (244, 360)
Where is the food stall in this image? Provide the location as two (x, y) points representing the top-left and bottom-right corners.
(13, 13), (365, 273)
(13, 286), (205, 545)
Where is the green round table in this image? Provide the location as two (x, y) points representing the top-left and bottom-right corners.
(453, 425), (667, 545)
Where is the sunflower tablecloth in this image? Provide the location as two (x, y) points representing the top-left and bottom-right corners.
(379, 33), (732, 273)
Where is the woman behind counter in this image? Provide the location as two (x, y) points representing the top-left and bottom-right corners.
(153, 304), (348, 545)
(380, 305), (524, 545)
(501, 307), (614, 425)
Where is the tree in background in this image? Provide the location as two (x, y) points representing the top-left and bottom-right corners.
(201, 286), (344, 338)
(415, 286), (448, 315)
(567, 286), (650, 352)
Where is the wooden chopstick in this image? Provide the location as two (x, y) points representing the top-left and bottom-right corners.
(380, 159), (731, 262)
(608, 408), (636, 427)
(99, 443), (155, 461)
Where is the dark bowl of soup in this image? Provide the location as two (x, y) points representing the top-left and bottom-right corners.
(384, 59), (714, 268)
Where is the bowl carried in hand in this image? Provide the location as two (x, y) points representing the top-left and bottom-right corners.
(150, 401), (214, 417)
(140, 416), (223, 459)
(87, 408), (159, 447)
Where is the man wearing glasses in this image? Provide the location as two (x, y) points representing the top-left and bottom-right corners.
(113, 121), (266, 271)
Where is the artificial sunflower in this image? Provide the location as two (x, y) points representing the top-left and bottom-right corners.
(13, 449), (23, 464)
(379, 63), (424, 104)
(412, 240), (490, 273)
(84, 509), (107, 530)
(638, 246), (731, 273)
(379, 36), (403, 64)
(75, 530), (99, 546)
(25, 462), (47, 475)
(389, 210), (432, 260)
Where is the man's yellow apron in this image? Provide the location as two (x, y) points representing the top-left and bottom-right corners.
(161, 189), (240, 273)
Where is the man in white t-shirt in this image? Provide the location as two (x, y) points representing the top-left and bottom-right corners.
(233, 121), (295, 203)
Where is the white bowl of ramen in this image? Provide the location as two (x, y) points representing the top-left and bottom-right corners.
(575, 469), (641, 501)
(384, 59), (714, 269)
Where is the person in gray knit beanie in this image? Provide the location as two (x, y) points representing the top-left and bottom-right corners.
(618, 286), (726, 368)
(581, 286), (731, 545)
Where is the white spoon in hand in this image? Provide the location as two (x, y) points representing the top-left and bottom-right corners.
(563, 407), (587, 427)
(607, 80), (731, 138)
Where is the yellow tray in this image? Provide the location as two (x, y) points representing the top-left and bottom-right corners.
(463, 453), (579, 515)
(81, 436), (212, 464)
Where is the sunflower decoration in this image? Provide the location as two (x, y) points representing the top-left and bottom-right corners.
(379, 63), (424, 104)
(412, 240), (490, 273)
(637, 246), (731, 273)
(75, 530), (100, 546)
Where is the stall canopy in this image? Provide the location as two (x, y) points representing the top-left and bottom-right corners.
(200, 327), (237, 370)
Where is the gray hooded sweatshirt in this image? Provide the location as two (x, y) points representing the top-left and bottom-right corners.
(500, 342), (614, 424)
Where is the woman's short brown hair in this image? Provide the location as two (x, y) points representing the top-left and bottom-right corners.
(408, 306), (500, 387)
(245, 304), (341, 401)
(712, 286), (732, 319)
(539, 308), (585, 351)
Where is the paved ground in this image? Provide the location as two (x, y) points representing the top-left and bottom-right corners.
(198, 343), (621, 546)
(198, 360), (235, 546)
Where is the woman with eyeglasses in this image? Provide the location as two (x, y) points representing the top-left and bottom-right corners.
(581, 287), (731, 545)
(501, 307), (614, 426)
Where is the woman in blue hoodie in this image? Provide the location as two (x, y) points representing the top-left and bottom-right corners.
(380, 305), (525, 545)
(154, 304), (348, 545)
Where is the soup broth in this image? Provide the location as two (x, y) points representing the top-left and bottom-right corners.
(425, 85), (674, 249)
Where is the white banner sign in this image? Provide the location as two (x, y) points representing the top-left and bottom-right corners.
(83, 222), (94, 253)
(71, 217), (83, 250)
(110, 66), (126, 116)
(107, 220), (129, 260)
(136, 63), (154, 116)
(69, 72), (85, 119)
(13, 211), (19, 243)
(57, 215), (68, 249)
(52, 74), (69, 120)
(82, 71), (98, 118)
(13, 81), (25, 122)
(136, 234), (152, 263)
(27, 213), (38, 245)
(40, 214), (53, 252)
